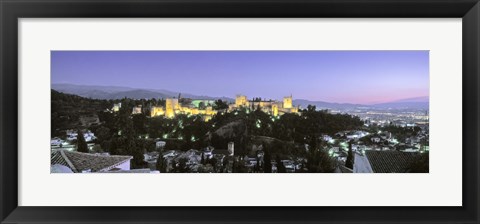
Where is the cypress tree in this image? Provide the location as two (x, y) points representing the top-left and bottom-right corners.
(156, 155), (166, 173)
(345, 141), (354, 169)
(76, 130), (89, 153)
(263, 144), (272, 173)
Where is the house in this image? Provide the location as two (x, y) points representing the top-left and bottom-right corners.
(51, 149), (133, 173)
(155, 140), (166, 149)
(83, 130), (96, 142)
(371, 137), (381, 143)
(65, 129), (96, 142)
(281, 160), (296, 172)
(50, 137), (64, 147)
(144, 151), (159, 163)
(346, 133), (359, 140)
(322, 135), (334, 143)
(132, 105), (142, 114)
(162, 150), (178, 158)
(112, 103), (122, 112)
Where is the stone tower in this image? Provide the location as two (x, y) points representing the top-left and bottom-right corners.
(235, 95), (248, 107)
(283, 95), (293, 109)
(165, 98), (179, 118)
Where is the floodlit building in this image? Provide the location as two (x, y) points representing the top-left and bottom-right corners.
(132, 105), (142, 115)
(235, 95), (249, 107)
(149, 94), (300, 120)
(150, 106), (165, 117)
(229, 94), (300, 116)
(112, 103), (122, 112)
(165, 98), (180, 118)
(283, 95), (293, 109)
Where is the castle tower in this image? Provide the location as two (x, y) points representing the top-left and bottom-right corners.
(283, 95), (293, 109)
(165, 98), (179, 118)
(271, 104), (279, 116)
(235, 95), (248, 107)
(228, 142), (234, 156)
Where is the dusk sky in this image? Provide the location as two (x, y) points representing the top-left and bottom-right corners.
(51, 51), (429, 104)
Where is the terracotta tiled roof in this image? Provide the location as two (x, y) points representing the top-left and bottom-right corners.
(51, 149), (132, 173)
(365, 150), (419, 173)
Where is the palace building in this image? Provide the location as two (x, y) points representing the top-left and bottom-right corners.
(229, 94), (299, 116)
(147, 94), (300, 121)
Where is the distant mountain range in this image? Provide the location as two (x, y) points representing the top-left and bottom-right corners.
(371, 96), (429, 109)
(51, 83), (428, 110)
(51, 83), (234, 102)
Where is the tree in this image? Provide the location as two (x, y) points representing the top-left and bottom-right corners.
(208, 157), (218, 172)
(406, 151), (429, 173)
(173, 158), (190, 173)
(92, 144), (103, 153)
(263, 144), (272, 173)
(345, 141), (354, 169)
(213, 99), (229, 110)
(232, 159), (247, 173)
(156, 155), (166, 173)
(276, 155), (286, 173)
(96, 126), (111, 150)
(198, 102), (206, 110)
(121, 117), (145, 169)
(76, 130), (89, 153)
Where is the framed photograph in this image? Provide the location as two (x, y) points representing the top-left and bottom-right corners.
(1, 0), (479, 223)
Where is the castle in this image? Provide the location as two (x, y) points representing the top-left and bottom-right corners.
(150, 98), (216, 121)
(228, 94), (298, 116)
(148, 94), (299, 121)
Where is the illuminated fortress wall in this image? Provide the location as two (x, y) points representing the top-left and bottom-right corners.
(151, 98), (216, 121)
(271, 104), (279, 116)
(150, 106), (165, 117)
(149, 94), (299, 120)
(231, 94), (299, 116)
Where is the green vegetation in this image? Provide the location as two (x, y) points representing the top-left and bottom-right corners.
(406, 151), (429, 173)
(76, 130), (89, 153)
(52, 90), (365, 171)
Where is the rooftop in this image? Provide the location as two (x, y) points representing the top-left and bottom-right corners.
(365, 150), (419, 173)
(51, 149), (132, 173)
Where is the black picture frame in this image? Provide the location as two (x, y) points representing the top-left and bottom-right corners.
(1, 0), (479, 223)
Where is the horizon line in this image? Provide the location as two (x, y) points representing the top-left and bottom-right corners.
(51, 83), (429, 105)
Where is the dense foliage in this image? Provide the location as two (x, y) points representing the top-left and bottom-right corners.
(52, 90), (365, 170)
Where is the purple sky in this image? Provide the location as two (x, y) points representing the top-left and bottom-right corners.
(51, 51), (429, 104)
